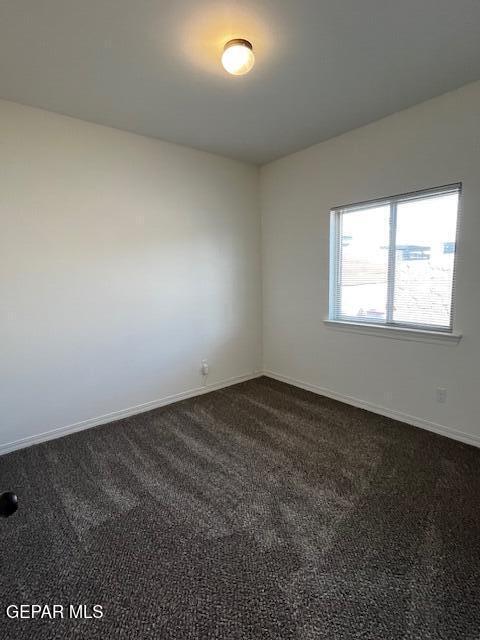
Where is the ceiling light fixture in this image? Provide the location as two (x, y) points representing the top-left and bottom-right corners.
(221, 39), (255, 76)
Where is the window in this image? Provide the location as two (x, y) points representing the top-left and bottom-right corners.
(329, 184), (461, 333)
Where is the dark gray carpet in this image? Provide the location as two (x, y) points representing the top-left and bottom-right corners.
(1, 376), (479, 639)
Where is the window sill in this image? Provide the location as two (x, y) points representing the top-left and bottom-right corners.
(324, 320), (462, 345)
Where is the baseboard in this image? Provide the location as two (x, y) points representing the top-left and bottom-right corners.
(5, 370), (478, 456)
(0, 372), (262, 456)
(263, 370), (480, 449)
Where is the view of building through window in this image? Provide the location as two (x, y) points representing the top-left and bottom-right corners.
(331, 187), (460, 330)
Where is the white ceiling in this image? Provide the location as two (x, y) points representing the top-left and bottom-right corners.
(1, 1), (480, 164)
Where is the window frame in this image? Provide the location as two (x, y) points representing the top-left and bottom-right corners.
(328, 183), (462, 334)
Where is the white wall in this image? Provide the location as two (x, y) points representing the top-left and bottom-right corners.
(261, 81), (480, 446)
(0, 100), (261, 452)
(3, 81), (480, 455)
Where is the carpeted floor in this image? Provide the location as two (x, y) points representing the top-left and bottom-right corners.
(1, 376), (479, 639)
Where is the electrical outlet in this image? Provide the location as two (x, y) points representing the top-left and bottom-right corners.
(201, 360), (209, 376)
(436, 387), (447, 403)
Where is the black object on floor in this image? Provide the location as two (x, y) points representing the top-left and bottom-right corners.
(0, 376), (479, 639)
(0, 491), (18, 518)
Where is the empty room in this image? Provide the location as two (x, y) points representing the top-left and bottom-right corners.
(1, 1), (480, 638)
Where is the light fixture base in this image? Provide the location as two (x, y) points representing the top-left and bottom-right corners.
(223, 38), (253, 52)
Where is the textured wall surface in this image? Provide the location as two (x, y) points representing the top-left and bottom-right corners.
(261, 80), (480, 444)
(0, 99), (261, 450)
